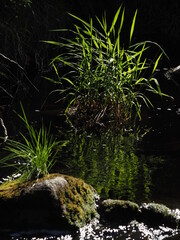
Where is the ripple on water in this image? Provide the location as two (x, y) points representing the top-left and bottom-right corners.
(5, 219), (180, 240)
(11, 232), (73, 240)
(78, 219), (179, 240)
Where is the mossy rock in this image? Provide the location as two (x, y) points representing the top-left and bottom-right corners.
(0, 173), (98, 231)
(99, 199), (141, 224)
(140, 203), (179, 228)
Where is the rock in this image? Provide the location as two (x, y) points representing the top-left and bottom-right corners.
(140, 203), (179, 228)
(99, 200), (180, 229)
(99, 199), (141, 224)
(164, 65), (180, 80)
(0, 174), (98, 231)
(0, 117), (8, 146)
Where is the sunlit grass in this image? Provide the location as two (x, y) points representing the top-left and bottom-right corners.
(0, 103), (60, 181)
(44, 5), (168, 128)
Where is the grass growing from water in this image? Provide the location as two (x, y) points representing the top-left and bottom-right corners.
(0, 103), (59, 181)
(44, 5), (168, 128)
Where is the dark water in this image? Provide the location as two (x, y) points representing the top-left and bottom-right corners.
(56, 128), (162, 203)
(1, 97), (180, 239)
(2, 219), (180, 239)
(52, 102), (180, 209)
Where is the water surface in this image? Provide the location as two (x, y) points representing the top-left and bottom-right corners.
(1, 100), (180, 239)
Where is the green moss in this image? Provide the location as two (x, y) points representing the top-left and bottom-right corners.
(100, 199), (141, 223)
(0, 173), (98, 228)
(0, 178), (29, 199)
(60, 175), (98, 227)
(102, 199), (140, 212)
(0, 174), (58, 199)
(141, 203), (179, 228)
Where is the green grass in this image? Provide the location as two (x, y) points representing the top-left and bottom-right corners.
(44, 5), (168, 127)
(0, 103), (59, 181)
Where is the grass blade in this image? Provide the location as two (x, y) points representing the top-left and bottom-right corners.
(129, 9), (137, 45)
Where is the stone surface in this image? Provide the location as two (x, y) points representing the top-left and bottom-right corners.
(0, 174), (98, 231)
(1, 174), (180, 232)
(99, 199), (141, 224)
(99, 200), (180, 229)
(164, 65), (180, 81)
(140, 203), (179, 228)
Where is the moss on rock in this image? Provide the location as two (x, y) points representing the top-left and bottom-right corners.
(57, 174), (98, 227)
(140, 203), (179, 228)
(0, 173), (98, 231)
(99, 199), (141, 224)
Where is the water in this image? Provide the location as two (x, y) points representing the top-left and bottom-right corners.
(0, 98), (180, 239)
(4, 220), (180, 239)
(56, 128), (163, 203)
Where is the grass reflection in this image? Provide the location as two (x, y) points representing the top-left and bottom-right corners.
(58, 129), (164, 202)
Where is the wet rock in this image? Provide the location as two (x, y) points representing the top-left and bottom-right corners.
(0, 117), (8, 146)
(164, 65), (180, 80)
(140, 203), (179, 228)
(0, 174), (98, 231)
(99, 199), (141, 224)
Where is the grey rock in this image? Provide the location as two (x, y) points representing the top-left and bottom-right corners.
(0, 174), (98, 231)
(99, 199), (141, 224)
(140, 203), (179, 228)
(165, 65), (180, 80)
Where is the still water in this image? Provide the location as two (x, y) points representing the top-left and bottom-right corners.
(57, 128), (162, 203)
(4, 220), (180, 239)
(1, 101), (180, 239)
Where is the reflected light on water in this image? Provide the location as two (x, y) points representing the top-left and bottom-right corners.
(1, 110), (180, 240)
(78, 219), (179, 240)
(11, 235), (73, 240)
(8, 218), (180, 239)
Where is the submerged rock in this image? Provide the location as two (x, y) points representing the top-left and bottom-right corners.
(99, 199), (141, 224)
(0, 174), (98, 231)
(140, 203), (179, 228)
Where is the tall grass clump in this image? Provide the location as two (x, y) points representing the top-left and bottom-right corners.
(44, 5), (167, 128)
(0, 103), (59, 181)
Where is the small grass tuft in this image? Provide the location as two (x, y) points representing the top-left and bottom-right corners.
(0, 103), (60, 181)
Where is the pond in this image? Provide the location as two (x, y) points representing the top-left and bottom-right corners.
(55, 127), (161, 203)
(0, 94), (180, 239)
(51, 98), (180, 209)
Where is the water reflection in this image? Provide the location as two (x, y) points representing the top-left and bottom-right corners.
(0, 127), (178, 240)
(79, 219), (179, 240)
(57, 129), (164, 203)
(9, 217), (180, 240)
